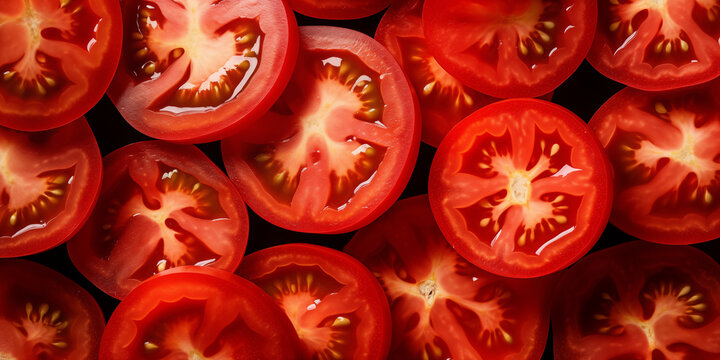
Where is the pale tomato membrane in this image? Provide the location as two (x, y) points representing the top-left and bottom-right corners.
(109, 0), (297, 142)
(422, 0), (596, 98)
(429, 99), (612, 278)
(590, 84), (720, 244)
(345, 195), (551, 360)
(553, 241), (720, 359)
(0, 0), (121, 130)
(589, 0), (720, 90)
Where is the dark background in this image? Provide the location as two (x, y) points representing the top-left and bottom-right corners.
(21, 9), (720, 360)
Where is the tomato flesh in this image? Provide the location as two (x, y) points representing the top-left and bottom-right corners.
(345, 196), (553, 360)
(288, 0), (393, 20)
(590, 82), (720, 244)
(553, 241), (720, 359)
(429, 99), (612, 278)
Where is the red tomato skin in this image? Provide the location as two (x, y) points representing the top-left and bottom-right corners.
(289, 0), (392, 20)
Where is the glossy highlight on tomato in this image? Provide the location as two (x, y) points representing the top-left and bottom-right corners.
(590, 82), (720, 244)
(422, 0), (597, 98)
(289, 0), (393, 20)
(588, 0), (720, 90)
(0, 118), (102, 258)
(0, 0), (122, 131)
(68, 141), (249, 299)
(429, 99), (612, 278)
(99, 266), (303, 360)
(345, 195), (553, 360)
(0, 259), (105, 360)
(237, 243), (392, 360)
(108, 0), (298, 143)
(222, 26), (420, 234)
(553, 241), (720, 359)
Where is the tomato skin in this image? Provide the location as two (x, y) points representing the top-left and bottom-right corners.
(552, 241), (720, 359)
(99, 265), (303, 360)
(68, 140), (249, 299)
(0, 0), (122, 131)
(422, 0), (597, 98)
(108, 0), (298, 143)
(589, 82), (720, 244)
(237, 243), (392, 360)
(429, 98), (612, 278)
(0, 117), (102, 257)
(345, 195), (554, 360)
(0, 259), (105, 360)
(289, 0), (392, 20)
(221, 26), (420, 234)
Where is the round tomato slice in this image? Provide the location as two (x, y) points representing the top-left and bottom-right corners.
(590, 83), (720, 245)
(289, 0), (392, 20)
(0, 0), (121, 131)
(588, 0), (720, 91)
(422, 0), (597, 98)
(429, 99), (612, 278)
(553, 241), (720, 359)
(107, 0), (298, 143)
(0, 118), (102, 257)
(345, 195), (553, 360)
(67, 141), (249, 299)
(237, 244), (392, 360)
(100, 265), (303, 360)
(0, 259), (104, 360)
(221, 26), (420, 234)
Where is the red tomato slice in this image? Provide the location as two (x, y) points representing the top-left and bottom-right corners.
(221, 26), (420, 234)
(107, 0), (298, 143)
(589, 82), (720, 244)
(0, 259), (104, 360)
(0, 118), (102, 257)
(588, 0), (720, 91)
(429, 99), (612, 278)
(99, 265), (303, 360)
(553, 241), (720, 359)
(0, 0), (121, 131)
(345, 195), (553, 360)
(422, 0), (597, 98)
(237, 243), (392, 360)
(67, 141), (249, 299)
(289, 0), (392, 20)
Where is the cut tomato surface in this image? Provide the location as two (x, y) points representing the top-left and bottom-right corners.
(590, 83), (720, 244)
(0, 118), (102, 257)
(422, 0), (596, 98)
(0, 0), (122, 131)
(221, 26), (420, 234)
(237, 243), (392, 360)
(0, 259), (105, 360)
(108, 0), (298, 143)
(429, 99), (612, 278)
(99, 266), (303, 360)
(67, 141), (249, 299)
(345, 195), (553, 360)
(553, 241), (720, 359)
(289, 0), (392, 20)
(588, 0), (720, 90)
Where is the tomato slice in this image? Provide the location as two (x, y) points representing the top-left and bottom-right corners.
(0, 259), (104, 360)
(0, 118), (102, 257)
(0, 0), (121, 131)
(422, 0), (597, 98)
(429, 99), (612, 278)
(221, 26), (420, 234)
(99, 265), (303, 360)
(590, 82), (720, 244)
(588, 0), (720, 91)
(553, 241), (720, 359)
(67, 141), (249, 299)
(344, 195), (553, 360)
(289, 0), (392, 20)
(107, 0), (298, 143)
(237, 243), (392, 360)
